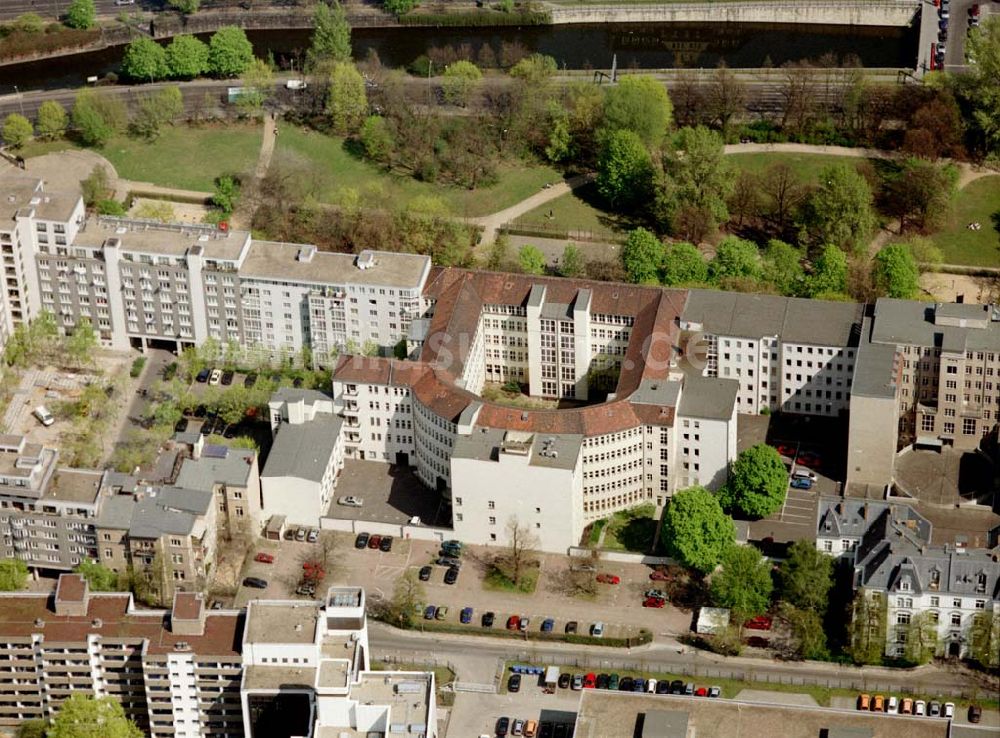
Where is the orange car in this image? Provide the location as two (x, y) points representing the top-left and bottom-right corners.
(857, 694), (871, 711)
(872, 695), (885, 712)
(900, 698), (914, 714)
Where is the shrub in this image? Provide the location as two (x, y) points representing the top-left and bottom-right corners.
(130, 356), (147, 378)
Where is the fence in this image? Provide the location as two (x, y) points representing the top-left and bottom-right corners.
(320, 515), (449, 543)
(500, 219), (625, 245)
(567, 546), (674, 566)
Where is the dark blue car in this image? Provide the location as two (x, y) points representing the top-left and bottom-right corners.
(460, 607), (473, 624)
(423, 605), (436, 620)
(542, 618), (555, 632)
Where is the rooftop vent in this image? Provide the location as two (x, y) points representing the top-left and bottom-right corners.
(174, 642), (191, 651)
(91, 618), (102, 628)
(34, 618), (45, 628)
(29, 197), (41, 205)
(356, 250), (376, 270)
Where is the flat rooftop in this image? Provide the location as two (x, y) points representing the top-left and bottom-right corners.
(317, 659), (350, 689)
(245, 601), (320, 645)
(44, 468), (103, 505)
(240, 241), (430, 289)
(243, 664), (317, 691)
(574, 693), (950, 738)
(74, 217), (249, 261)
(347, 672), (433, 733)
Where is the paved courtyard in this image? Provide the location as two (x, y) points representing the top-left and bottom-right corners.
(325, 460), (451, 527)
(895, 447), (995, 506)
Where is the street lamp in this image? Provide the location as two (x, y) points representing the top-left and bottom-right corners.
(13, 85), (25, 117)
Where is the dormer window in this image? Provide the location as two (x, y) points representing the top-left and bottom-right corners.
(976, 572), (987, 594)
(899, 577), (911, 592)
(929, 569), (940, 591)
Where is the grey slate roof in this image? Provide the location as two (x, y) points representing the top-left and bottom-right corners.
(629, 378), (682, 408)
(817, 497), (931, 543)
(96, 486), (211, 539)
(175, 448), (255, 491)
(682, 290), (862, 347)
(678, 376), (738, 420)
(452, 428), (582, 471)
(262, 415), (342, 483)
(850, 317), (899, 399)
(870, 298), (1000, 351)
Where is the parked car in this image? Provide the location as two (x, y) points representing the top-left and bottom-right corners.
(571, 674), (583, 690)
(900, 698), (913, 715)
(496, 717), (510, 737)
(518, 616), (529, 631)
(649, 570), (670, 581)
(441, 540), (463, 556)
(436, 556), (461, 568)
(609, 674), (621, 690)
(295, 583), (316, 596)
(596, 573), (620, 584)
(33, 406), (55, 427)
(243, 577), (267, 589)
(418, 565), (432, 581)
(254, 553), (274, 564)
(338, 496), (364, 507)
(618, 677), (634, 692)
(790, 478), (813, 490)
(708, 686), (721, 698)
(928, 701), (941, 717)
(174, 418), (189, 433)
(367, 535), (382, 549)
(307, 529), (318, 543)
(744, 615), (773, 631)
(208, 369), (222, 385)
(512, 719), (525, 736)
(379, 536), (393, 552)
(243, 373), (257, 388)
(590, 622), (604, 637)
(444, 567), (459, 585)
(583, 673), (596, 689)
(796, 451), (821, 468)
(565, 621), (578, 634)
(460, 607), (473, 624)
(872, 695), (885, 712)
(435, 606), (449, 622)
(775, 443), (796, 457)
(791, 469), (818, 482)
(423, 605), (436, 620)
(541, 618), (555, 632)
(283, 529), (296, 541)
(643, 596), (666, 608)
(558, 673), (571, 689)
(506, 615), (520, 630)
(524, 719), (538, 738)
(968, 705), (982, 723)
(857, 694), (871, 711)
(220, 370), (234, 386)
(195, 368), (211, 383)
(644, 589), (667, 599)
(684, 683), (695, 696)
(295, 528), (307, 542)
(355, 532), (369, 548)
(695, 686), (708, 697)
(508, 674), (521, 693)
(669, 680), (684, 694)
(915, 700), (926, 716)
(886, 696), (898, 714)
(655, 679), (669, 694)
(482, 611), (495, 628)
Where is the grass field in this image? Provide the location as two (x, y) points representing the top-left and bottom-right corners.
(274, 126), (562, 218)
(932, 175), (1000, 267)
(518, 182), (628, 237)
(726, 152), (874, 183)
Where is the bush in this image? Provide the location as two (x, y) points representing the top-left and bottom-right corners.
(163, 362), (178, 381)
(12, 13), (45, 33)
(130, 356), (147, 378)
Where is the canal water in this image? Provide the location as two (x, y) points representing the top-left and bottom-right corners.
(0, 21), (918, 93)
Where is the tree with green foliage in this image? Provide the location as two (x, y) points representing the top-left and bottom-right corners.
(326, 62), (367, 134)
(967, 611), (1000, 668)
(383, 0), (416, 15)
(848, 590), (887, 665)
(658, 126), (732, 236)
(801, 164), (876, 253)
(49, 694), (142, 738)
(962, 16), (1000, 157)
(308, 0), (351, 69)
(72, 89), (127, 147)
(36, 100), (68, 140)
(73, 559), (121, 591)
(360, 115), (394, 163)
(708, 236), (762, 283)
(1, 114), (32, 148)
(884, 159), (958, 232)
(80, 165), (111, 208)
(166, 35), (210, 79)
(602, 75), (673, 147)
(518, 245), (546, 275)
(660, 486), (735, 574)
(710, 544), (773, 620)
(13, 13), (45, 33)
(388, 568), (426, 627)
(509, 54), (557, 86)
(807, 245), (849, 298)
(596, 129), (652, 210)
(212, 175), (240, 216)
(662, 241), (708, 286)
(560, 243), (585, 278)
(131, 85), (184, 140)
(66, 318), (97, 367)
(485, 233), (511, 271)
(545, 101), (573, 163)
(778, 602), (830, 660)
(169, 0), (201, 13)
(872, 243), (920, 299)
(208, 27), (254, 77)
(762, 239), (804, 296)
(0, 559), (28, 591)
(237, 57), (274, 113)
(441, 60), (482, 107)
(65, 0), (96, 29)
(16, 719), (46, 738)
(777, 539), (833, 612)
(902, 611), (939, 665)
(719, 443), (787, 519)
(621, 227), (663, 285)
(122, 37), (169, 82)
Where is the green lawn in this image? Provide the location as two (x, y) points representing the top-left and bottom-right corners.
(274, 126), (562, 218)
(595, 504), (659, 553)
(20, 125), (263, 193)
(932, 175), (1000, 267)
(726, 152), (873, 184)
(517, 181), (629, 238)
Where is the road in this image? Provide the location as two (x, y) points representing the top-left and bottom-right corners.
(0, 0), (152, 22)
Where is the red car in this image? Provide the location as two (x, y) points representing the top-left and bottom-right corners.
(506, 615), (520, 631)
(775, 443), (796, 458)
(649, 570), (669, 581)
(254, 553), (274, 564)
(930, 44), (939, 70)
(596, 573), (620, 585)
(695, 686), (708, 697)
(643, 596), (666, 608)
(583, 673), (597, 689)
(796, 452), (821, 469)
(367, 535), (382, 549)
(744, 615), (772, 631)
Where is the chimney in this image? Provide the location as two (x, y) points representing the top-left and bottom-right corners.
(835, 502), (843, 516)
(53, 574), (89, 617)
(171, 592), (206, 636)
(861, 503), (868, 520)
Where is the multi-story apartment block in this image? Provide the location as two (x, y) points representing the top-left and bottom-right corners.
(0, 435), (102, 571)
(175, 438), (262, 534)
(680, 291), (862, 416)
(261, 389), (345, 526)
(240, 587), (437, 738)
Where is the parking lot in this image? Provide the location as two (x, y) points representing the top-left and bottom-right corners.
(447, 688), (579, 738)
(326, 460), (449, 527)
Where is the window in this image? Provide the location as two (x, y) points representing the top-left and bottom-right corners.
(963, 418), (976, 435)
(488, 501), (495, 510)
(953, 598), (962, 608)
(488, 516), (496, 526)
(896, 612), (911, 625)
(975, 600), (986, 610)
(951, 613), (961, 626)
(169, 538), (182, 547)
(930, 596), (939, 607)
(823, 540), (833, 552)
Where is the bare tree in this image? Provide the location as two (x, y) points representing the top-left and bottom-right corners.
(778, 62), (819, 137)
(706, 64), (747, 138)
(551, 566), (598, 598)
(729, 169), (762, 228)
(761, 163), (806, 234)
(388, 568), (426, 627)
(212, 518), (255, 592)
(494, 517), (539, 588)
(670, 78), (707, 129)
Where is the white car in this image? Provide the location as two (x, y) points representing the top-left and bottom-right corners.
(32, 405), (54, 427)
(307, 529), (318, 543)
(646, 678), (657, 693)
(943, 702), (954, 718)
(915, 700), (926, 716)
(338, 496), (364, 507)
(591, 621), (604, 638)
(115, 0), (136, 4)
(887, 696), (898, 714)
(208, 369), (222, 385)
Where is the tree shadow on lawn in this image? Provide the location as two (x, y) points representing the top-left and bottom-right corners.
(614, 516), (660, 553)
(570, 181), (646, 233)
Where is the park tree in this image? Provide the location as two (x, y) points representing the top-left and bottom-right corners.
(1, 114), (33, 148)
(0, 559), (28, 591)
(211, 175), (240, 215)
(122, 37), (170, 82)
(884, 159), (958, 233)
(544, 101), (573, 163)
(708, 236), (762, 283)
(509, 53), (557, 86)
(729, 170), (762, 227)
(621, 227), (663, 285)
(238, 57), (274, 113)
(36, 100), (68, 139)
(962, 16), (1000, 156)
(807, 245), (849, 298)
(360, 115), (394, 163)
(168, 0), (201, 12)
(710, 544), (773, 620)
(518, 245), (546, 275)
(706, 63), (747, 137)
(602, 75), (673, 147)
(848, 590), (887, 664)
(208, 27), (254, 77)
(905, 236), (944, 271)
(66, 319), (97, 367)
(761, 162), (807, 234)
(801, 163), (876, 253)
(903, 612), (940, 665)
(596, 129), (652, 210)
(658, 126), (732, 236)
(762, 239), (804, 296)
(326, 62), (367, 134)
(662, 241), (708, 286)
(872, 243), (920, 299)
(308, 0), (351, 69)
(485, 233), (511, 271)
(48, 694), (142, 738)
(166, 35), (210, 79)
(902, 93), (963, 161)
(660, 486), (735, 574)
(131, 86), (184, 139)
(73, 559), (121, 591)
(65, 0), (96, 29)
(16, 719), (46, 738)
(493, 517), (539, 589)
(72, 89), (127, 147)
(719, 443), (787, 518)
(777, 539), (834, 612)
(560, 243), (585, 278)
(967, 611), (1000, 668)
(441, 61), (482, 107)
(389, 569), (425, 627)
